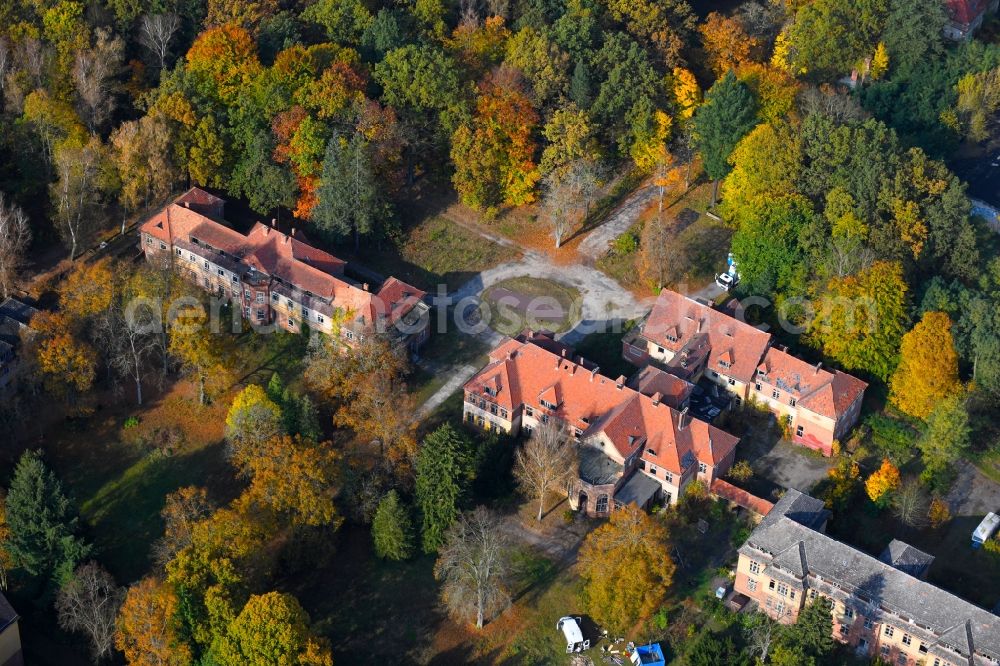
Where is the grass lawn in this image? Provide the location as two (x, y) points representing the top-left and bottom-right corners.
(573, 322), (640, 380)
(596, 180), (733, 293)
(358, 216), (520, 293)
(483, 276), (582, 336)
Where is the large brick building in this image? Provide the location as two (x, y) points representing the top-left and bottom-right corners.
(463, 331), (739, 514)
(624, 290), (867, 456)
(139, 189), (429, 351)
(736, 490), (1000, 666)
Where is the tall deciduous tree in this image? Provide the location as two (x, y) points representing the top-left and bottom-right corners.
(808, 260), (910, 381)
(168, 302), (235, 406)
(694, 71), (758, 205)
(0, 193), (30, 298)
(4, 450), (90, 584)
(72, 27), (124, 132)
(244, 435), (342, 527)
(451, 72), (540, 211)
(513, 419), (577, 521)
(865, 457), (901, 507)
(115, 577), (192, 666)
(56, 561), (124, 661)
(416, 424), (475, 553)
(434, 507), (511, 629)
(918, 394), (970, 476)
(52, 136), (108, 260)
(889, 311), (962, 420)
(578, 505), (674, 633)
(882, 0), (947, 77)
(154, 486), (216, 568)
(210, 592), (332, 666)
(699, 12), (757, 77)
(138, 13), (180, 73)
(225, 385), (284, 471)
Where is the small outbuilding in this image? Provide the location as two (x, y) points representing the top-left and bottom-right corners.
(628, 643), (665, 666)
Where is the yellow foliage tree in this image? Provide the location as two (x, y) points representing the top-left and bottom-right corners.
(672, 67), (701, 121)
(59, 258), (115, 320)
(30, 311), (98, 398)
(928, 497), (951, 529)
(244, 435), (343, 527)
(578, 505), (674, 633)
(865, 458), (901, 506)
(889, 311), (962, 420)
(870, 42), (889, 81)
(210, 592), (332, 666)
(115, 577), (193, 666)
(630, 110), (672, 172)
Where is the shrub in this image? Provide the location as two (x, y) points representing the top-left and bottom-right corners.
(984, 537), (1000, 556)
(727, 460), (753, 483)
(562, 509), (576, 525)
(928, 497), (951, 529)
(123, 416), (140, 429)
(613, 232), (639, 254)
(865, 414), (915, 463)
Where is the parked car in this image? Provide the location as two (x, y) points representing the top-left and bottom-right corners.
(715, 273), (738, 291)
(557, 616), (590, 653)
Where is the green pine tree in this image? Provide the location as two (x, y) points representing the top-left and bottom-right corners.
(693, 70), (758, 205)
(266, 372), (285, 405)
(781, 596), (834, 661)
(371, 490), (415, 560)
(569, 59), (592, 110)
(5, 450), (91, 585)
(314, 132), (385, 250)
(415, 424), (475, 553)
(296, 395), (323, 442)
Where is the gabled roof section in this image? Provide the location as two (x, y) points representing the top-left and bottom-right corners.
(641, 290), (771, 383)
(947, 0), (990, 24)
(464, 338), (738, 473)
(771, 540), (808, 578)
(758, 348), (867, 421)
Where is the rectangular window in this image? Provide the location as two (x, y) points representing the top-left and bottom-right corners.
(160, 242), (167, 250)
(649, 465), (657, 475)
(232, 275), (238, 283)
(747, 579), (757, 592)
(881, 646), (890, 657)
(175, 248), (182, 256)
(317, 315), (324, 324)
(772, 389), (780, 399)
(902, 635), (911, 646)
(664, 472), (673, 483)
(768, 580), (775, 590)
(864, 617), (874, 630)
(755, 382), (761, 391)
(840, 625), (849, 635)
(288, 319), (297, 330)
(897, 654), (907, 665)
(844, 608), (854, 619)
(256, 293), (264, 303)
(287, 299), (293, 307)
(808, 589), (817, 600)
(271, 293), (278, 301)
(918, 643), (928, 654)
(790, 398), (797, 407)
(728, 378), (736, 386)
(525, 407), (534, 417)
(776, 583), (789, 597)
(256, 309), (264, 320)
(884, 626), (894, 638)
(657, 346), (664, 354)
(698, 462), (707, 473)
(749, 561), (761, 575)
(796, 425), (804, 437)
(774, 601), (785, 615)
(217, 269), (224, 276)
(146, 236), (152, 245)
(203, 260), (209, 269)
(244, 290), (251, 299)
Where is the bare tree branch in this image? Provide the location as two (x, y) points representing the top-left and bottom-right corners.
(435, 507), (511, 629)
(56, 561), (124, 661)
(513, 418), (578, 521)
(0, 193), (31, 298)
(139, 13), (181, 73)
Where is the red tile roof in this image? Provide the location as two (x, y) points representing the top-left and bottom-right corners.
(627, 366), (695, 409)
(466, 339), (739, 475)
(757, 348), (867, 421)
(140, 189), (424, 327)
(711, 479), (774, 516)
(641, 291), (771, 384)
(947, 0), (989, 24)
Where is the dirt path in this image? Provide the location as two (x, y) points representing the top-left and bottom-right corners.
(577, 186), (657, 261)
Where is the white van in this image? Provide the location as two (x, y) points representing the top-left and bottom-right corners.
(557, 616), (590, 653)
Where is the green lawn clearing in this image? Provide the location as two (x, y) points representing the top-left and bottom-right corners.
(483, 277), (582, 336)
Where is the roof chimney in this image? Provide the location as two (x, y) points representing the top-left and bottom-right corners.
(362, 283), (369, 291)
(184, 201), (190, 208)
(814, 362), (822, 374)
(615, 375), (625, 389)
(561, 348), (567, 358)
(652, 391), (662, 406)
(679, 406), (690, 430)
(590, 367), (599, 382)
(698, 318), (704, 333)
(271, 218), (276, 227)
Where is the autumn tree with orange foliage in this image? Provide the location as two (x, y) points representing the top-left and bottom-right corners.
(306, 334), (417, 466)
(865, 458), (901, 507)
(579, 505), (674, 633)
(115, 577), (192, 666)
(154, 486), (216, 567)
(28, 311), (98, 401)
(184, 25), (262, 104)
(700, 12), (757, 77)
(210, 591), (332, 666)
(243, 435), (343, 527)
(889, 311), (962, 420)
(451, 70), (540, 212)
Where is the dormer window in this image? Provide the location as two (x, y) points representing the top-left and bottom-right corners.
(540, 399), (557, 410)
(666, 334), (678, 343)
(647, 448), (655, 456)
(719, 360), (731, 369)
